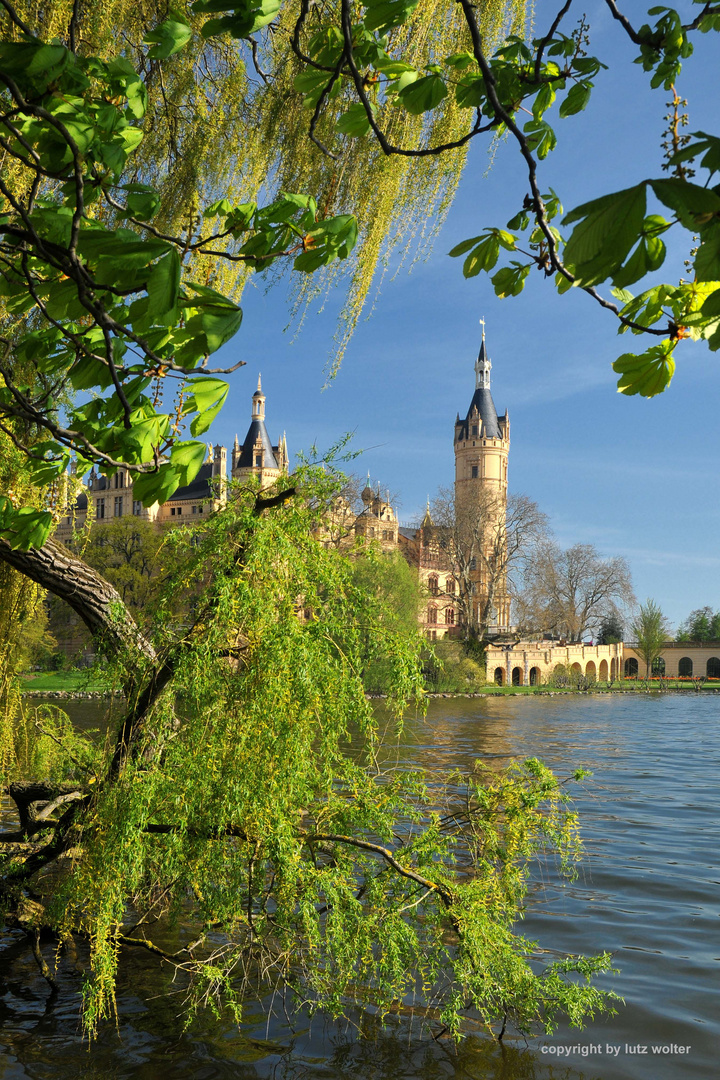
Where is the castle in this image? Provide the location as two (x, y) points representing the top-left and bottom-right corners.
(56, 335), (512, 645)
(56, 376), (288, 538)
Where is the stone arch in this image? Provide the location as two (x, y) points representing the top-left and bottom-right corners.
(624, 657), (638, 678)
(511, 666), (523, 686)
(678, 656), (693, 677)
(652, 656), (666, 676)
(585, 660), (596, 678)
(494, 667), (505, 686)
(529, 666), (540, 686)
(571, 662), (582, 674)
(707, 657), (720, 679)
(599, 659), (609, 681)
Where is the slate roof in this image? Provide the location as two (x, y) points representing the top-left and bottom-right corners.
(235, 419), (279, 470)
(171, 462), (214, 502)
(461, 387), (502, 439)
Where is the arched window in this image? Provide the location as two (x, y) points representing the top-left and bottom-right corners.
(445, 609), (455, 626)
(707, 657), (720, 679)
(428, 575), (439, 596)
(529, 667), (540, 686)
(624, 657), (639, 678)
(494, 667), (505, 685)
(678, 656), (693, 677)
(652, 657), (666, 676)
(511, 667), (523, 686)
(469, 557), (477, 571)
(445, 578), (456, 594)
(427, 606), (437, 625)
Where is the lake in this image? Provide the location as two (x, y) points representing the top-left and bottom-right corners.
(1, 693), (718, 1079)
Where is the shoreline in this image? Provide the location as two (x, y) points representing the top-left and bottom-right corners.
(20, 686), (720, 701)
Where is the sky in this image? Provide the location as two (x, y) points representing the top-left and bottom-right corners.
(206, 0), (720, 631)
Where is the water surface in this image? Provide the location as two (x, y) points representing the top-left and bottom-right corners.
(1, 693), (718, 1079)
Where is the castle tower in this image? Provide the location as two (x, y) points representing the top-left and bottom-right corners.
(453, 328), (510, 632)
(231, 375), (288, 488)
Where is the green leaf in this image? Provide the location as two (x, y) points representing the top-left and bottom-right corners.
(196, 0), (282, 39)
(123, 183), (161, 219)
(455, 75), (485, 110)
(612, 340), (675, 397)
(397, 73), (447, 115)
(692, 222), (720, 282)
(147, 250), (181, 318)
(0, 41), (69, 81)
(336, 103), (375, 137)
(448, 235), (484, 258)
(144, 16), (193, 58)
(199, 303), (243, 353)
(184, 377), (230, 436)
(170, 440), (208, 486)
(562, 184), (647, 287)
(0, 500), (53, 550)
(558, 81), (592, 118)
(532, 82), (556, 121)
(700, 286), (720, 319)
(131, 464), (184, 506)
(650, 178), (720, 231)
(363, 0), (421, 32)
(522, 118), (557, 160)
(491, 262), (531, 298)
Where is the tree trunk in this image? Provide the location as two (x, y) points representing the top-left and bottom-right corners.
(0, 536), (156, 664)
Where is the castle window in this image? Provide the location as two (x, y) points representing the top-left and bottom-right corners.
(114, 496), (123, 517)
(428, 575), (439, 595)
(446, 579), (455, 594)
(446, 609), (455, 626)
(427, 605), (437, 624)
(470, 557), (477, 571)
(471, 466), (478, 478)
(471, 424), (478, 436)
(97, 498), (105, 519)
(133, 501), (142, 516)
(192, 505), (197, 514)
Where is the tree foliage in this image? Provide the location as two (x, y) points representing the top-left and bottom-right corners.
(631, 597), (670, 679)
(0, 0), (633, 1042)
(676, 605), (720, 642)
(0, 472), (618, 1039)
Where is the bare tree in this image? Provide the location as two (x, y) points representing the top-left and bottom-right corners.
(516, 543), (635, 642)
(430, 488), (548, 641)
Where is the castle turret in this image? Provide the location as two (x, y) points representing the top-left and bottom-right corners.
(454, 327), (509, 509)
(453, 327), (510, 632)
(231, 375), (288, 488)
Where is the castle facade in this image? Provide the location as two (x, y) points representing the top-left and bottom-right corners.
(56, 336), (510, 645)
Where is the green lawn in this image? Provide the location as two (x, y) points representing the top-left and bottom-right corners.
(20, 671), (108, 693)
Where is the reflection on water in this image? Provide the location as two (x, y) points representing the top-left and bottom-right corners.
(1, 694), (718, 1080)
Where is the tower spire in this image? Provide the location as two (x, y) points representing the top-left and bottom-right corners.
(252, 373), (266, 421)
(475, 320), (491, 390)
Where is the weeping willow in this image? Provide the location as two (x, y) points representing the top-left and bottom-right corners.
(9, 0), (530, 360)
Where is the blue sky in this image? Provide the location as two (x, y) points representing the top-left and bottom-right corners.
(208, 1), (719, 630)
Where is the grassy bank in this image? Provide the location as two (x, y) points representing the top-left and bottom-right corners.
(20, 671), (108, 694)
